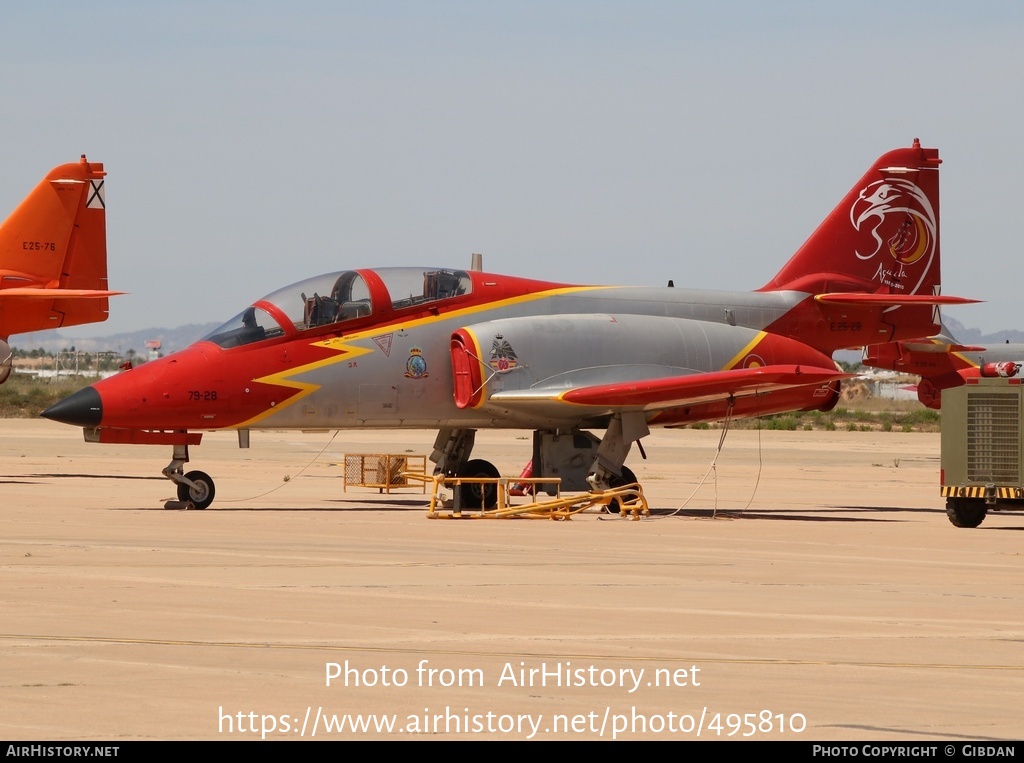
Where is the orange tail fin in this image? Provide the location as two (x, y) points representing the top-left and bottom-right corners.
(0, 156), (115, 338)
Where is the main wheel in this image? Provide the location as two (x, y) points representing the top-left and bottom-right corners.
(177, 470), (216, 510)
(458, 459), (500, 509)
(606, 466), (638, 514)
(946, 497), (986, 528)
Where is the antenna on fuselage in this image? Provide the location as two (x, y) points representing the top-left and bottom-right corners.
(470, 253), (483, 271)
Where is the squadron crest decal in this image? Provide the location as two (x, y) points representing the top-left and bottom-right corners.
(404, 347), (428, 379)
(489, 334), (519, 372)
(850, 177), (937, 292)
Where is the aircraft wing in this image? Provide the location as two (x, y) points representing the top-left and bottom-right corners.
(488, 364), (850, 416)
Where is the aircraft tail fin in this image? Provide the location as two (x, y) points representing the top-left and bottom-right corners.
(759, 141), (981, 351)
(761, 139), (943, 298)
(0, 156), (113, 338)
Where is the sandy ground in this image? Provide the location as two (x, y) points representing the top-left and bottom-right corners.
(1, 419), (1021, 741)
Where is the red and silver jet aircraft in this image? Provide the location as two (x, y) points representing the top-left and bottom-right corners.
(1, 156), (117, 383)
(44, 141), (972, 509)
(863, 326), (1022, 409)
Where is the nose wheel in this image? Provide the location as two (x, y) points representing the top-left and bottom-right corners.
(162, 444), (217, 509)
(176, 470), (216, 510)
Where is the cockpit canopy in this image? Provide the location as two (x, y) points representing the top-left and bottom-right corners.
(203, 267), (472, 349)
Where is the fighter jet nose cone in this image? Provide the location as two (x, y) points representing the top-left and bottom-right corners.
(42, 386), (102, 427)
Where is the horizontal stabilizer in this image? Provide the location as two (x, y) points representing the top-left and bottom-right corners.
(814, 293), (979, 306)
(0, 288), (124, 299)
(490, 364), (851, 412)
(896, 339), (986, 354)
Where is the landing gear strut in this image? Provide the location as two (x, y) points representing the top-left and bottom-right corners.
(586, 412), (649, 492)
(162, 443), (217, 509)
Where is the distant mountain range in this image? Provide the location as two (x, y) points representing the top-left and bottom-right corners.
(11, 324), (220, 357)
(940, 316), (1024, 345)
(10, 316), (1024, 360)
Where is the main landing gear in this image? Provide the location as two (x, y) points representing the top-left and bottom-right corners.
(430, 429), (503, 510)
(458, 459), (500, 510)
(430, 414), (648, 513)
(162, 443), (216, 509)
(606, 465), (639, 515)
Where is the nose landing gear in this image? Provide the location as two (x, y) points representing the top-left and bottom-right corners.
(175, 470), (216, 510)
(162, 443), (216, 509)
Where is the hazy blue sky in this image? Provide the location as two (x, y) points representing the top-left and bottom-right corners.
(3, 1), (1022, 338)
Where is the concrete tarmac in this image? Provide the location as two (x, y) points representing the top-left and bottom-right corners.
(1, 420), (1022, 741)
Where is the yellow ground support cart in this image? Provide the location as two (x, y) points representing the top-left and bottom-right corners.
(941, 378), (1024, 527)
(343, 454), (427, 494)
